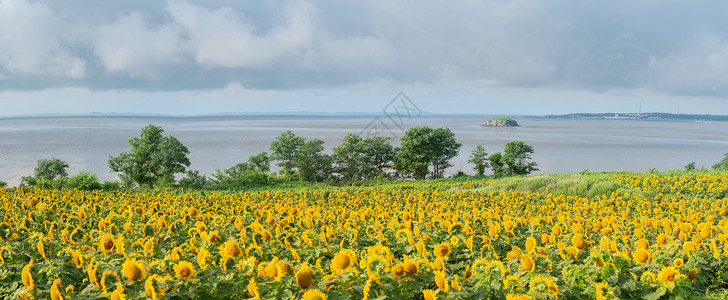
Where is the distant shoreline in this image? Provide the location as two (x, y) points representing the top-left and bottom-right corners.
(542, 112), (728, 123)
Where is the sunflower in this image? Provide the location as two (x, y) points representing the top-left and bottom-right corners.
(688, 268), (698, 278)
(296, 264), (314, 289)
(432, 257), (445, 272)
(301, 289), (327, 300)
(656, 234), (667, 245)
(632, 249), (652, 264)
(110, 285), (126, 300)
(196, 249), (211, 268)
(460, 235), (472, 250)
(450, 236), (459, 247)
(416, 240), (426, 255)
(434, 271), (449, 292)
(635, 239), (649, 250)
(673, 258), (684, 268)
(277, 260), (294, 276)
(657, 266), (681, 289)
(195, 221), (207, 233)
(451, 275), (462, 291)
(207, 230), (222, 243)
(100, 234), (115, 254)
(187, 207), (198, 217)
(116, 235), (126, 255)
(174, 261), (195, 279)
(22, 260), (34, 290)
(595, 282), (610, 300)
(37, 240), (47, 259)
(219, 240), (242, 258)
(551, 224), (562, 236)
(145, 274), (169, 300)
(503, 275), (521, 290)
(700, 227), (712, 239)
(143, 239), (154, 256)
(265, 259), (283, 281)
(423, 289), (438, 300)
(520, 254), (536, 272)
(122, 258), (146, 281)
(571, 233), (586, 250)
(529, 276), (559, 297)
(433, 243), (451, 258)
(248, 278), (261, 299)
(640, 271), (656, 285)
(330, 249), (357, 273)
(525, 237), (536, 253)
(402, 260), (418, 276)
(507, 246), (523, 260)
(682, 242), (698, 257)
(71, 250), (84, 268)
(392, 264), (405, 278)
(50, 279), (63, 300)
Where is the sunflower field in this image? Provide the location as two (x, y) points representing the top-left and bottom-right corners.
(2, 173), (728, 299)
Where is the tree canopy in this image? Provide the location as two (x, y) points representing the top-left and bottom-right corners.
(394, 126), (461, 179)
(270, 130), (305, 180)
(332, 133), (394, 181)
(468, 145), (489, 176)
(501, 140), (538, 175)
(108, 125), (190, 188)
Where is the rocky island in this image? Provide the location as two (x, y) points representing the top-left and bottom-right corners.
(481, 116), (519, 127)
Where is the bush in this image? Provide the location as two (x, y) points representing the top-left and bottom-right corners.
(101, 180), (122, 191)
(67, 172), (102, 190)
(35, 178), (68, 190)
(0, 180), (6, 187)
(179, 170), (208, 189)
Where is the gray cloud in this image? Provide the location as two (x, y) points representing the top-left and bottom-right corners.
(0, 0), (726, 102)
(0, 0), (85, 77)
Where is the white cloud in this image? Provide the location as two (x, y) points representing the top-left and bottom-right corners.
(167, 0), (315, 68)
(0, 0), (85, 77)
(653, 34), (728, 95)
(300, 34), (395, 71)
(94, 12), (183, 78)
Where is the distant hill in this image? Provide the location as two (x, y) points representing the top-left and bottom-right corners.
(543, 113), (728, 122)
(481, 116), (519, 127)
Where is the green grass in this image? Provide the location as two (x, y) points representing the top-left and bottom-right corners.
(86, 168), (728, 199)
(468, 172), (629, 197)
(489, 116), (517, 122)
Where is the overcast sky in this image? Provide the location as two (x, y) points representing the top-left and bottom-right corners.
(1, 0), (727, 116)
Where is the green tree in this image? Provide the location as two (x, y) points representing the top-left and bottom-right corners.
(179, 170), (208, 189)
(712, 153), (728, 170)
(295, 139), (332, 182)
(248, 152), (271, 173)
(108, 125), (190, 188)
(360, 136), (394, 180)
(270, 131), (305, 180)
(487, 152), (505, 176)
(20, 157), (69, 187)
(684, 162), (696, 172)
(34, 157), (69, 180)
(501, 140), (538, 175)
(468, 145), (489, 175)
(429, 128), (462, 178)
(332, 133), (365, 181)
(394, 126), (461, 179)
(333, 133), (394, 181)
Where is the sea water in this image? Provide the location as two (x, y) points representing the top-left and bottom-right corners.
(1, 115), (726, 187)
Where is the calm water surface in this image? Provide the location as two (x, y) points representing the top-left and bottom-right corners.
(1, 115), (727, 186)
